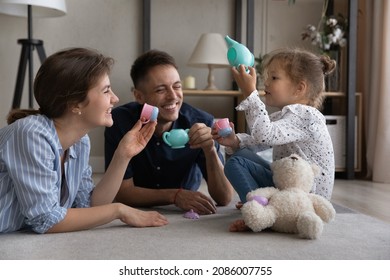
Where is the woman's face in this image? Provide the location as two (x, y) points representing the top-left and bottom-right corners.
(79, 73), (119, 128)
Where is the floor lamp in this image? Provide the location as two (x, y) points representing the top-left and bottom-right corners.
(0, 0), (67, 109)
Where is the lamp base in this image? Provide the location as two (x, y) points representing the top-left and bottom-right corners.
(204, 84), (218, 90)
(204, 64), (218, 90)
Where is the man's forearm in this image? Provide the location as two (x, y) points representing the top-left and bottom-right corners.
(204, 147), (233, 206)
(115, 184), (177, 207)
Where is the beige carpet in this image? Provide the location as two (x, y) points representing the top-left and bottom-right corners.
(1, 201), (389, 260)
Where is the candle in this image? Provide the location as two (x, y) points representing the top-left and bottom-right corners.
(184, 75), (195, 89)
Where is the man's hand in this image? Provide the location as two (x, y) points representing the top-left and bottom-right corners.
(188, 123), (215, 153)
(174, 189), (217, 215)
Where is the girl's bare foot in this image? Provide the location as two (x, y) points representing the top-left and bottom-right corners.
(235, 201), (243, 209)
(229, 219), (251, 232)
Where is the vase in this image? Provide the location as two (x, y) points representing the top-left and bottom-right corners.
(325, 49), (340, 92)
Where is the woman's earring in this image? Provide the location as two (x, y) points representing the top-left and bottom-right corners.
(72, 108), (82, 115)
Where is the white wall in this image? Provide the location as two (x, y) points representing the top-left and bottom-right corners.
(0, 0), (323, 172)
(149, 0), (236, 122)
(255, 0), (323, 54)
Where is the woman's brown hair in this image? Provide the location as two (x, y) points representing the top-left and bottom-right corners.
(7, 47), (114, 124)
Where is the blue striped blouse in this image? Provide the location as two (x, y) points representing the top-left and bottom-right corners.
(0, 115), (94, 233)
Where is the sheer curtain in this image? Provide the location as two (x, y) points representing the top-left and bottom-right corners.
(364, 0), (390, 183)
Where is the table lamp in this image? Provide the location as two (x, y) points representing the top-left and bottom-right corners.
(188, 33), (230, 90)
(0, 0), (67, 109)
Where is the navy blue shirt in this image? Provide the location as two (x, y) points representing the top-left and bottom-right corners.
(104, 102), (224, 191)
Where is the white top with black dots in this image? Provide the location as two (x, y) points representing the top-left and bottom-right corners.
(235, 90), (335, 200)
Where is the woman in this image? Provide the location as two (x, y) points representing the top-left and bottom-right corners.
(0, 48), (168, 233)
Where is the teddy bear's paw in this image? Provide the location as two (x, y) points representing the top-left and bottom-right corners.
(241, 201), (276, 232)
(317, 205), (336, 223)
(318, 202), (336, 223)
(310, 195), (336, 222)
(297, 212), (323, 239)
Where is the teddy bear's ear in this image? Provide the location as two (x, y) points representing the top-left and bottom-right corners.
(311, 163), (320, 177)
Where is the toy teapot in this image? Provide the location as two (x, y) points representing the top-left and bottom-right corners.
(225, 35), (254, 72)
(163, 129), (190, 149)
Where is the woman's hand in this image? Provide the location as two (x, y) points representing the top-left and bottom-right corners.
(118, 204), (168, 227)
(118, 120), (156, 159)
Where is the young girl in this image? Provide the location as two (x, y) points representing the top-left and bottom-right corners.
(0, 48), (168, 233)
(214, 48), (336, 206)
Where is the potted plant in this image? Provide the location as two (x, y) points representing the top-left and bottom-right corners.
(301, 0), (347, 91)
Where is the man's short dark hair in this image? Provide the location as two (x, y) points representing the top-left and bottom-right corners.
(130, 49), (178, 89)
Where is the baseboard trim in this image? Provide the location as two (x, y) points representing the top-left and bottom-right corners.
(90, 156), (104, 173)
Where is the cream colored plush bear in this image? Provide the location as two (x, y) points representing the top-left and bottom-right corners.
(238, 154), (335, 239)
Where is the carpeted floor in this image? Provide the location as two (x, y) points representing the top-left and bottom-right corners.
(1, 201), (389, 260)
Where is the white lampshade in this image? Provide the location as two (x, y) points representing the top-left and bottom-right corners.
(188, 33), (229, 67)
(188, 33), (230, 90)
(0, 0), (67, 17)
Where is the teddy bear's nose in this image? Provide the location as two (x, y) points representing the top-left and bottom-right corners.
(291, 156), (298, 161)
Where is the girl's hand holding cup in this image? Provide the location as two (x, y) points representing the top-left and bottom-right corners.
(212, 118), (239, 149)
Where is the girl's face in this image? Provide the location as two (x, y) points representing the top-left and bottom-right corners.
(79, 73), (119, 128)
(263, 60), (304, 109)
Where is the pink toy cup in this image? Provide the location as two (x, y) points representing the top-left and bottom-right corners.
(140, 103), (159, 124)
(214, 118), (233, 137)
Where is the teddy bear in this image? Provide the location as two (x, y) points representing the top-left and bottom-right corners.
(234, 154), (336, 239)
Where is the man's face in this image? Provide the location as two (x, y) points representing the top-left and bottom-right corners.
(136, 65), (183, 124)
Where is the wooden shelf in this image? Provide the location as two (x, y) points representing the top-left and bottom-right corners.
(183, 89), (241, 96)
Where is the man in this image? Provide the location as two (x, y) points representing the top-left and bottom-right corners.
(105, 50), (233, 215)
